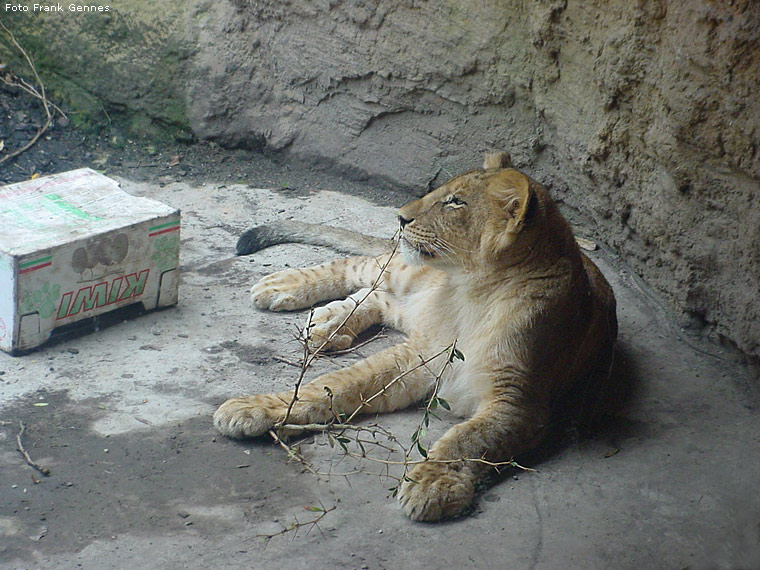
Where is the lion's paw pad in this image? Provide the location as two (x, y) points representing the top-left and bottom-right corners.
(397, 462), (475, 522)
(213, 397), (281, 438)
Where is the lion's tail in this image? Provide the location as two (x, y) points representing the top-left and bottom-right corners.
(236, 221), (392, 257)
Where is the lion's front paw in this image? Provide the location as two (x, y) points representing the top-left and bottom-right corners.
(307, 302), (356, 352)
(398, 461), (475, 522)
(251, 270), (309, 311)
(213, 396), (283, 438)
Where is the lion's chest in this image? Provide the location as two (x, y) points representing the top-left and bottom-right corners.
(403, 287), (523, 418)
(437, 356), (493, 417)
(410, 300), (509, 417)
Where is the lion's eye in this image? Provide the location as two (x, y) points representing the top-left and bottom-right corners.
(444, 195), (466, 207)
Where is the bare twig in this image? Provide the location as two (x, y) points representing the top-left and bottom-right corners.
(0, 21), (62, 165)
(16, 421), (51, 476)
(272, 356), (303, 368)
(2, 72), (66, 117)
(267, 429), (319, 475)
(257, 503), (336, 543)
(281, 309), (316, 426)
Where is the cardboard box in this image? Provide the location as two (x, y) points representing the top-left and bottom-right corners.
(0, 168), (180, 355)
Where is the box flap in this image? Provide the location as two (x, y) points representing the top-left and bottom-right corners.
(0, 169), (178, 256)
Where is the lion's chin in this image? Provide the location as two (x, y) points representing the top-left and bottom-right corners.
(400, 239), (437, 266)
(400, 239), (423, 266)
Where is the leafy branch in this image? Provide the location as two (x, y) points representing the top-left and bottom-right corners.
(273, 337), (533, 497)
(264, 238), (534, 515)
(279, 235), (401, 428)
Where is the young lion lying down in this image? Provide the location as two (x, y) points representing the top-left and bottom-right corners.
(214, 152), (617, 521)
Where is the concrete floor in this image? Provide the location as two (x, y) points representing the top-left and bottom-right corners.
(1, 175), (759, 570)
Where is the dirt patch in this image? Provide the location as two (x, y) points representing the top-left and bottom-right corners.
(0, 390), (312, 564)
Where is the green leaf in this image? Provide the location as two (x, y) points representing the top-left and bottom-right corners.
(416, 441), (428, 458)
(437, 397), (451, 411)
(447, 346), (465, 362)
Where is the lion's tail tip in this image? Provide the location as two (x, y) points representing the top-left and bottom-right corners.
(235, 227), (265, 256)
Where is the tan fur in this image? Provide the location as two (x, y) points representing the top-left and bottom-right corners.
(214, 153), (617, 521)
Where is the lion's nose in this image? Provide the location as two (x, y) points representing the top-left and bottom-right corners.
(398, 214), (413, 229)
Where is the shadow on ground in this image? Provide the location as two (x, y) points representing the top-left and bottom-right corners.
(0, 390), (313, 562)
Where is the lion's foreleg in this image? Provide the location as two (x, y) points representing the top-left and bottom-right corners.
(398, 382), (549, 521)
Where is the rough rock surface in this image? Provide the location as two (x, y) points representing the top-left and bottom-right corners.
(2, 0), (759, 362)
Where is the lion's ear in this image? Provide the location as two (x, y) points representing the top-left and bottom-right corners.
(487, 170), (533, 232)
(483, 151), (512, 170)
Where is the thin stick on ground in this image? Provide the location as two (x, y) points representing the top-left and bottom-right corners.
(16, 421), (51, 476)
(268, 429), (319, 475)
(256, 503), (336, 544)
(0, 21), (64, 165)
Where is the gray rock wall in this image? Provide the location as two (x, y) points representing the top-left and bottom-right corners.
(2, 0), (758, 361)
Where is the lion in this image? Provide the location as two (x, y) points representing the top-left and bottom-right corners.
(214, 152), (618, 521)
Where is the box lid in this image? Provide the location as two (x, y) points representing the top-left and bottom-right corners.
(0, 168), (178, 256)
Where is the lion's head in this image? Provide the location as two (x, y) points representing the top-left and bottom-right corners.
(398, 152), (540, 270)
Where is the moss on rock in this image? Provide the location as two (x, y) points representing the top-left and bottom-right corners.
(0, 2), (191, 140)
